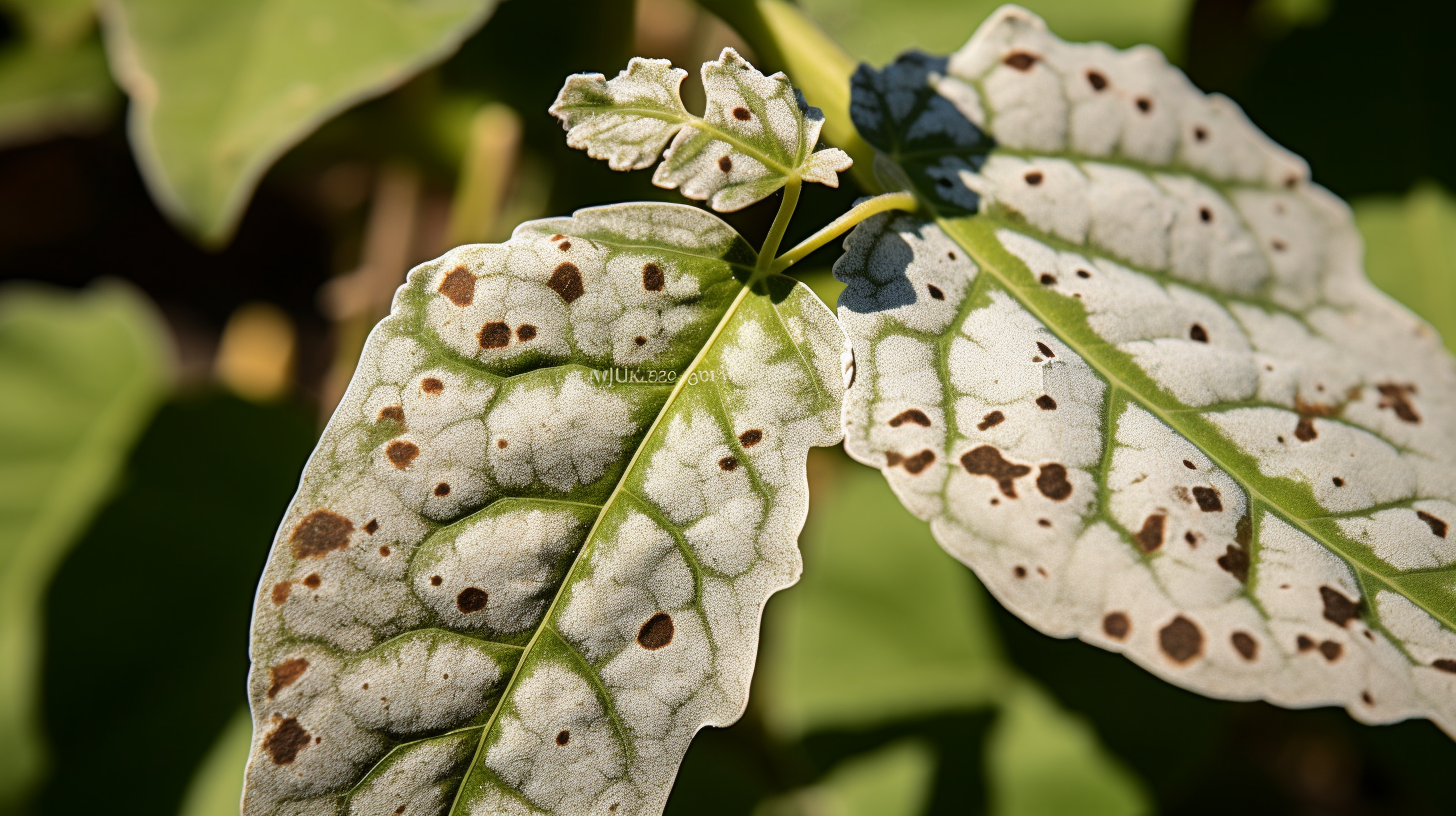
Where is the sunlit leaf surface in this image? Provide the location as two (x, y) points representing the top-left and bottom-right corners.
(837, 6), (1456, 735)
(243, 203), (846, 814)
(99, 0), (499, 243)
(551, 49), (851, 212)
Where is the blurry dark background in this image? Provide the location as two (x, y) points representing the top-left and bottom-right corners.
(2, 1), (1455, 814)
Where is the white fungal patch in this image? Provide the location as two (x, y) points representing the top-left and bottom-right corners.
(346, 732), (477, 816)
(487, 372), (639, 494)
(839, 4), (1456, 736)
(339, 633), (507, 735)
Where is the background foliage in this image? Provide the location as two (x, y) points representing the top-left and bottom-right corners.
(1, 0), (1454, 814)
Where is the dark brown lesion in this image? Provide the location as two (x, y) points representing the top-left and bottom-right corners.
(1134, 514), (1165, 553)
(289, 510), (354, 559)
(642, 262), (665, 291)
(977, 411), (1004, 431)
(1085, 70), (1108, 91)
(718, 156), (733, 173)
(886, 449), (936, 475)
(1319, 586), (1361, 627)
(377, 404), (405, 425)
(1035, 394), (1057, 410)
(1102, 612), (1130, 640)
(267, 658), (309, 698)
(1192, 486), (1222, 512)
(548, 262), (585, 303)
(1003, 51), (1038, 71)
(960, 445), (1030, 497)
(888, 409), (931, 428)
(1417, 510), (1448, 538)
(263, 716), (311, 765)
(516, 325), (538, 342)
(1375, 382), (1420, 424)
(927, 284), (945, 300)
(386, 439), (420, 469)
(1217, 516), (1252, 582)
(732, 107), (751, 121)
(1230, 631), (1258, 660)
(718, 456), (738, 471)
(637, 613), (674, 649)
(456, 587), (488, 613)
(421, 377), (444, 394)
(438, 265), (476, 307)
(1035, 463), (1072, 500)
(478, 322), (512, 349)
(271, 582), (292, 605)
(1318, 640), (1343, 662)
(738, 429), (763, 447)
(1158, 616), (1203, 664)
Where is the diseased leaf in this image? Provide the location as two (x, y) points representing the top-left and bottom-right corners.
(837, 6), (1456, 735)
(98, 0), (499, 243)
(550, 50), (852, 212)
(243, 203), (846, 814)
(0, 281), (170, 808)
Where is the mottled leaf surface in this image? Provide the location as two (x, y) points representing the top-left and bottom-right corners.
(99, 0), (498, 243)
(244, 203), (845, 814)
(837, 6), (1456, 734)
(551, 50), (851, 212)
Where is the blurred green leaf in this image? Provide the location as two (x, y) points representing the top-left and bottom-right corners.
(1, 0), (96, 47)
(986, 684), (1151, 816)
(1354, 182), (1456, 353)
(796, 0), (1193, 67)
(0, 38), (118, 149)
(763, 453), (1006, 738)
(755, 739), (937, 816)
(0, 281), (170, 810)
(178, 707), (251, 816)
(98, 0), (500, 244)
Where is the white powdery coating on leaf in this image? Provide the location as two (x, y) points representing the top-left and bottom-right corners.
(346, 732), (475, 816)
(338, 634), (505, 735)
(487, 373), (637, 493)
(551, 58), (691, 172)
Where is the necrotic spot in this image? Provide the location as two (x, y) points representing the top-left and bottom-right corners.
(1198, 207), (1213, 223)
(421, 377), (444, 394)
(901, 449), (936, 475)
(1417, 510), (1448, 538)
(1319, 640), (1343, 661)
(1003, 51), (1037, 70)
(1332, 477), (1344, 487)
(478, 322), (511, 349)
(634, 336), (646, 346)
(1184, 531), (1197, 547)
(732, 106), (751, 121)
(378, 405), (405, 424)
(438, 266), (476, 307)
(1193, 126), (1208, 142)
(1217, 543), (1249, 582)
(1297, 635), (1315, 651)
(960, 445), (1030, 498)
(1102, 612), (1130, 640)
(1013, 566), (1027, 578)
(1189, 324), (1208, 342)
(386, 440), (420, 469)
(434, 482), (451, 496)
(1024, 171), (1044, 186)
(1320, 586), (1360, 627)
(1076, 269), (1091, 278)
(290, 510), (354, 559)
(642, 262), (665, 291)
(719, 456), (738, 471)
(497, 438), (508, 448)
(889, 409), (931, 427)
(1135, 514), (1165, 553)
(1231, 632), (1258, 660)
(456, 587), (488, 613)
(303, 573), (321, 589)
(1086, 70), (1108, 90)
(977, 411), (1004, 430)
(1035, 342), (1054, 357)
(548, 262), (585, 303)
(1182, 460), (1196, 470)
(1039, 273), (1057, 286)
(1294, 417), (1317, 442)
(1159, 616), (1203, 664)
(718, 156), (733, 172)
(1136, 97), (1153, 113)
(1192, 486), (1222, 512)
(516, 324), (538, 342)
(1432, 659), (1456, 673)
(556, 730), (571, 746)
(379, 545), (390, 556)
(927, 284), (945, 300)
(1035, 394), (1057, 410)
(364, 519), (379, 534)
(271, 582), (291, 605)
(267, 658), (309, 698)
(739, 429), (763, 447)
(1376, 382), (1421, 423)
(263, 717), (311, 765)
(638, 613), (674, 649)
(430, 575), (443, 586)
(1036, 464), (1072, 500)
(558, 241), (571, 251)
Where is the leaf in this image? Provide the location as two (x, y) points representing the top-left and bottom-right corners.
(98, 0), (500, 245)
(753, 739), (936, 816)
(0, 281), (170, 808)
(836, 6), (1456, 736)
(986, 685), (1149, 816)
(1353, 183), (1456, 354)
(1, 0), (97, 47)
(0, 38), (117, 149)
(242, 203), (846, 814)
(762, 451), (1004, 737)
(550, 49), (852, 212)
(180, 707), (252, 816)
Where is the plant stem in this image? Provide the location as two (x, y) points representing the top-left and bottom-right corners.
(770, 191), (917, 274)
(755, 177), (802, 279)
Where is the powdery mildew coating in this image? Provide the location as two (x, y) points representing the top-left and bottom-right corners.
(838, 5), (1456, 735)
(551, 49), (851, 212)
(244, 202), (846, 814)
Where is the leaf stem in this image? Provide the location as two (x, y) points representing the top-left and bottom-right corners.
(755, 177), (802, 279)
(770, 191), (917, 274)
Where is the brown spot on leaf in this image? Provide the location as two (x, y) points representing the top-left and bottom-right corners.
(961, 445), (1031, 497)
(386, 440), (420, 469)
(430, 575), (443, 586)
(1192, 486), (1222, 512)
(638, 613), (674, 649)
(1136, 97), (1153, 113)
(1417, 510), (1448, 538)
(1024, 170), (1044, 186)
(516, 324), (537, 342)
(379, 545), (390, 556)
(1076, 269), (1091, 278)
(1086, 70), (1108, 90)
(1362, 691), (1374, 706)
(1185, 531), (1198, 547)
(434, 482), (451, 496)
(978, 411), (1005, 430)
(378, 405), (405, 424)
(1013, 565), (1027, 578)
(556, 730), (571, 746)
(1103, 612), (1130, 640)
(1270, 238), (1287, 252)
(271, 582), (291, 605)
(927, 284), (945, 300)
(1218, 543), (1250, 583)
(268, 658), (309, 698)
(1294, 416), (1317, 442)
(1183, 460), (1196, 470)
(421, 377), (444, 394)
(889, 409), (931, 428)
(719, 456), (738, 471)
(1199, 207), (1213, 223)
(634, 336), (646, 346)
(456, 587), (488, 613)
(739, 429), (763, 447)
(1189, 323), (1208, 342)
(1231, 632), (1258, 660)
(1193, 126), (1208, 142)
(303, 573), (321, 589)
(548, 262), (585, 303)
(438, 266), (476, 306)
(718, 156), (733, 172)
(290, 510), (354, 559)
(1332, 477), (1344, 487)
(642, 262), (665, 291)
(497, 438), (508, 448)
(1320, 586), (1360, 627)
(1159, 617), (1203, 664)
(558, 241), (571, 251)
(1036, 342), (1054, 358)
(1039, 273), (1057, 286)
(1319, 640), (1343, 662)
(1296, 635), (1315, 652)
(1135, 514), (1166, 553)
(478, 322), (511, 349)
(364, 519), (379, 534)
(1035, 395), (1057, 410)
(263, 717), (311, 765)
(1036, 464), (1072, 500)
(1432, 659), (1456, 673)
(732, 106), (751, 121)
(1003, 51), (1038, 70)
(900, 449), (936, 475)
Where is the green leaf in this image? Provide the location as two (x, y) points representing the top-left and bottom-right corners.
(243, 203), (846, 813)
(837, 6), (1456, 736)
(98, 0), (500, 244)
(550, 50), (852, 212)
(1, 0), (96, 47)
(180, 707), (252, 816)
(762, 452), (1004, 737)
(0, 38), (117, 148)
(754, 739), (936, 816)
(0, 281), (170, 808)
(986, 684), (1149, 816)
(1353, 183), (1456, 354)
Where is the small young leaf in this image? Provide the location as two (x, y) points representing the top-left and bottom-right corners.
(243, 203), (846, 813)
(551, 49), (852, 212)
(837, 6), (1456, 736)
